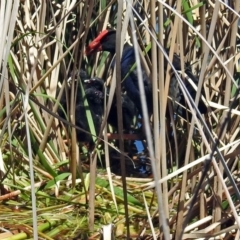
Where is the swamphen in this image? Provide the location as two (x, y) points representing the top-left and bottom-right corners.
(59, 76), (104, 144)
(86, 29), (207, 119)
(86, 29), (153, 117)
(87, 77), (137, 132)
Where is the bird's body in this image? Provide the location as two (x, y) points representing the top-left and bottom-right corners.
(75, 78), (104, 142)
(82, 75), (137, 132)
(58, 76), (104, 144)
(59, 68), (137, 145)
(117, 45), (153, 115)
(75, 88), (103, 143)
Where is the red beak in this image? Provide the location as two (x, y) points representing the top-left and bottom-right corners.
(85, 39), (102, 55)
(85, 30), (109, 55)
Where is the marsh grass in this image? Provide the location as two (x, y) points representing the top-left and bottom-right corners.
(0, 0), (240, 239)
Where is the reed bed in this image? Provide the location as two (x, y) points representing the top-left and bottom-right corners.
(0, 0), (240, 239)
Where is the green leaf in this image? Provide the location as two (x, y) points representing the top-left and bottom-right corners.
(44, 172), (71, 189)
(182, 0), (193, 25)
(96, 177), (143, 207)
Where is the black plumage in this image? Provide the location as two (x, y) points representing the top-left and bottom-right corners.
(59, 70), (136, 145)
(87, 77), (137, 132)
(58, 76), (104, 144)
(84, 77), (104, 92)
(75, 91), (103, 142)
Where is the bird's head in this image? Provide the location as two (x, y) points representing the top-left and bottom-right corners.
(85, 29), (116, 55)
(84, 77), (104, 91)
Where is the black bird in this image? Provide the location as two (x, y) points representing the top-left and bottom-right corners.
(87, 77), (137, 132)
(75, 83), (104, 142)
(86, 29), (153, 117)
(58, 76), (104, 145)
(86, 29), (207, 119)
